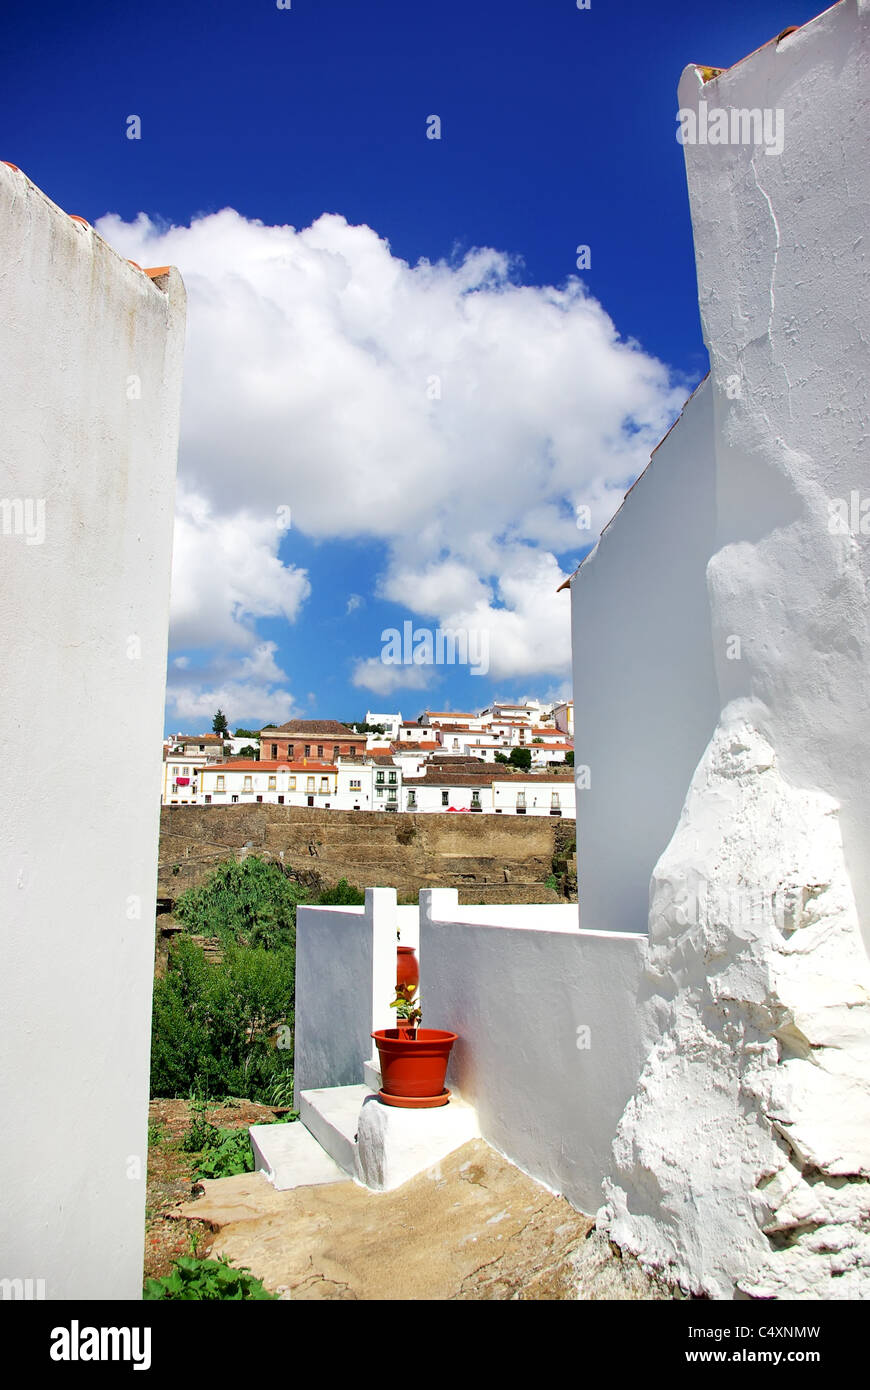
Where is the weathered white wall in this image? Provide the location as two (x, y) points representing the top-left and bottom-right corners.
(684, 2), (870, 951)
(571, 0), (870, 1298)
(0, 165), (185, 1298)
(419, 890), (650, 1213)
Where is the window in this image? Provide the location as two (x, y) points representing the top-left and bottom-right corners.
(388, 788), (397, 800)
(376, 771), (384, 784)
(471, 790), (481, 808)
(333, 745), (340, 759)
(307, 777), (315, 793)
(388, 771), (396, 784)
(441, 790), (449, 806)
(183, 766), (189, 776)
(268, 776), (276, 790)
(407, 790), (416, 807)
(204, 795), (211, 803)
(244, 776), (252, 792)
(278, 795), (285, 804)
(288, 777), (296, 790)
(320, 777), (329, 793)
(172, 766), (179, 776)
(551, 792), (560, 809)
(304, 745), (311, 757)
(231, 795), (239, 803)
(376, 785), (383, 796)
(256, 795), (263, 803)
(288, 745), (295, 758)
(271, 744), (277, 759)
(317, 745), (324, 757)
(216, 776), (225, 791)
(349, 779), (361, 790)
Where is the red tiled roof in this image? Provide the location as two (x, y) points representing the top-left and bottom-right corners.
(263, 719), (361, 736)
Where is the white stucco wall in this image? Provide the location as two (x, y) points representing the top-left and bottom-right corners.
(681, 3), (870, 952)
(419, 890), (649, 1213)
(295, 890), (408, 1099)
(0, 165), (185, 1298)
(570, 0), (870, 1298)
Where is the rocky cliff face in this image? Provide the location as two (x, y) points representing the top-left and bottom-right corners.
(602, 715), (870, 1299)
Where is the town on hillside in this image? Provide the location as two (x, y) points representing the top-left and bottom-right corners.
(162, 700), (575, 816)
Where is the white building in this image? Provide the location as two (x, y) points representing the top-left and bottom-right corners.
(403, 761), (575, 816)
(365, 710), (402, 739)
(0, 164), (185, 1299)
(553, 701), (574, 737)
(562, 4), (870, 1298)
(200, 759), (338, 807)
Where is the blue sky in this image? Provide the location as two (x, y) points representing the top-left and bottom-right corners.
(4, 0), (827, 733)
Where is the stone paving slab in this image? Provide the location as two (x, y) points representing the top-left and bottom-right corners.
(171, 1139), (671, 1300)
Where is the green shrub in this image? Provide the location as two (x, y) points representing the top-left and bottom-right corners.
(174, 856), (306, 951)
(315, 877), (365, 906)
(150, 935), (295, 1103)
(143, 1256), (276, 1301)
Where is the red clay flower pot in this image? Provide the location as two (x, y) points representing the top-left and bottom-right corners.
(396, 945), (419, 991)
(372, 1028), (457, 1108)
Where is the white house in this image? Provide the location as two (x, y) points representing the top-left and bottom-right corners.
(365, 710), (402, 739)
(200, 759), (338, 808)
(0, 163), (185, 1299)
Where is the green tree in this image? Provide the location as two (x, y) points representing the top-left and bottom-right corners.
(508, 747), (532, 771)
(566, 751), (575, 767)
(212, 709), (229, 735)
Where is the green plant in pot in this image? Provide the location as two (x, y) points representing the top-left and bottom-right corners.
(390, 981), (421, 1036)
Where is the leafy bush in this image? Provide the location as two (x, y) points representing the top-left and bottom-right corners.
(315, 877), (365, 906)
(144, 1256), (276, 1301)
(150, 936), (295, 1102)
(174, 856), (306, 951)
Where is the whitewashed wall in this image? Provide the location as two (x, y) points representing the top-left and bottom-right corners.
(419, 890), (649, 1213)
(571, 1), (870, 1298)
(295, 891), (419, 1098)
(571, 376), (720, 934)
(0, 165), (185, 1299)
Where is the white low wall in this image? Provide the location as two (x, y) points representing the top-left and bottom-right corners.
(295, 890), (418, 1097)
(419, 890), (649, 1213)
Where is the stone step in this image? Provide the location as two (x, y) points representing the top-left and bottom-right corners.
(248, 1120), (348, 1191)
(298, 1084), (372, 1175)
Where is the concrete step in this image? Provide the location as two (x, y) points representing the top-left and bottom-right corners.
(249, 1120), (348, 1191)
(299, 1084), (372, 1175)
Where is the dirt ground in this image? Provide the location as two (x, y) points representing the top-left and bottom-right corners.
(145, 1096), (281, 1284)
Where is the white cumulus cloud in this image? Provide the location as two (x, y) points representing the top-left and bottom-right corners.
(97, 207), (687, 707)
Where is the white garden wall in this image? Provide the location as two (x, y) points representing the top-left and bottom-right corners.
(419, 891), (649, 1213)
(0, 165), (185, 1299)
(295, 892), (419, 1097)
